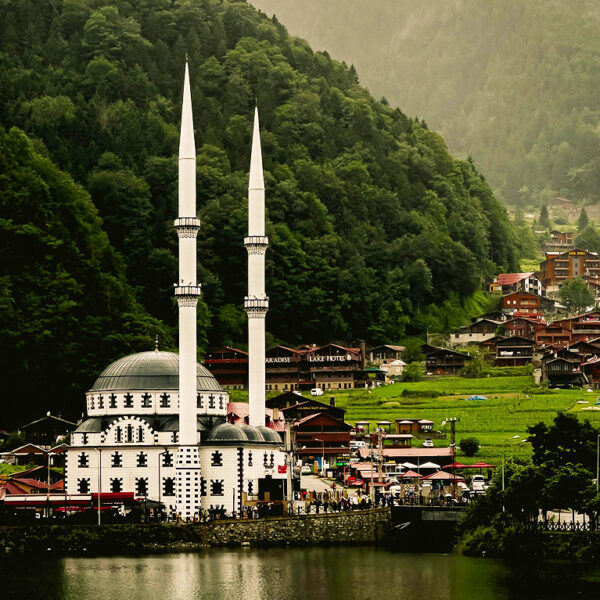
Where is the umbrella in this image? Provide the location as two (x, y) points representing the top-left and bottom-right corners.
(400, 470), (422, 479)
(376, 420), (393, 425)
(419, 461), (441, 470)
(402, 462), (419, 469)
(422, 471), (465, 481)
(469, 462), (495, 469)
(442, 462), (468, 470)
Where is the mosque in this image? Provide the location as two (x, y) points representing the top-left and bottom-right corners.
(64, 63), (287, 518)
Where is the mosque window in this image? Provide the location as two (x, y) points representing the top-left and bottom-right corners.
(81, 433), (89, 445)
(196, 394), (203, 409)
(115, 427), (122, 443)
(90, 396), (95, 410)
(163, 478), (175, 496)
(111, 452), (122, 467)
(137, 452), (148, 467)
(263, 452), (268, 467)
(248, 452), (253, 467)
(109, 394), (117, 408)
(77, 478), (90, 493)
(138, 426), (145, 442)
(200, 477), (206, 496)
(136, 477), (148, 496)
(124, 393), (134, 408)
(78, 453), (89, 468)
(110, 478), (123, 493)
(98, 395), (104, 409)
(171, 432), (178, 443)
(210, 480), (224, 496)
(219, 395), (224, 410)
(270, 452), (275, 468)
(208, 394), (215, 409)
(247, 480), (254, 495)
(162, 451), (173, 467)
(160, 393), (170, 408)
(141, 393), (152, 408)
(126, 424), (134, 443)
(211, 451), (223, 466)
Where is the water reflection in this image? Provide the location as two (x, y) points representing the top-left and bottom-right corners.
(1, 547), (599, 600)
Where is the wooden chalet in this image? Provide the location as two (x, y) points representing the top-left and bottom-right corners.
(19, 414), (76, 446)
(368, 344), (406, 365)
(543, 356), (587, 387)
(204, 346), (248, 389)
(425, 348), (471, 375)
(535, 324), (572, 348)
(503, 317), (543, 339)
(495, 336), (535, 366)
(294, 413), (351, 460)
(395, 418), (434, 434)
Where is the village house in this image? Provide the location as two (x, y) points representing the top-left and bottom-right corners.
(535, 323), (572, 347)
(293, 413), (352, 468)
(450, 318), (501, 346)
(395, 418), (435, 435)
(489, 272), (544, 295)
(547, 197), (579, 221)
(545, 230), (576, 252)
(204, 346), (248, 389)
(503, 317), (544, 339)
(424, 347), (471, 375)
(367, 344), (406, 365)
(501, 291), (556, 319)
(542, 354), (587, 388)
(495, 336), (535, 366)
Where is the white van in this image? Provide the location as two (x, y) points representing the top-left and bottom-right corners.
(349, 440), (368, 449)
(310, 387), (324, 396)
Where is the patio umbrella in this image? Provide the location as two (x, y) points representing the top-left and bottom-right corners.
(400, 470), (422, 479)
(422, 471), (465, 481)
(402, 462), (419, 469)
(469, 462), (495, 469)
(419, 461), (441, 470)
(442, 462), (468, 470)
(376, 420), (393, 425)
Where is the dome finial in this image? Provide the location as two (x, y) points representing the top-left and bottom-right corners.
(155, 334), (159, 352)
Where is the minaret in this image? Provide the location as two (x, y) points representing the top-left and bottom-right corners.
(245, 108), (269, 427)
(174, 61), (202, 519)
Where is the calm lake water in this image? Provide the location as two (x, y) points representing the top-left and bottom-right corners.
(1, 547), (599, 600)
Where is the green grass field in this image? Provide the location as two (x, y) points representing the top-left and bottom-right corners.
(232, 376), (600, 466)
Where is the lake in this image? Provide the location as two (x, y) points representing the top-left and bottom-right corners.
(1, 547), (598, 600)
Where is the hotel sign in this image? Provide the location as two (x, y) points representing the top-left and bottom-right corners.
(309, 354), (353, 362)
(266, 357), (292, 363)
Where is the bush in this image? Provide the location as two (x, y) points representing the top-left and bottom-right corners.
(402, 362), (423, 382)
(401, 389), (440, 398)
(459, 437), (480, 457)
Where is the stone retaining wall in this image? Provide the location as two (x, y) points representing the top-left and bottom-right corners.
(0, 508), (392, 555)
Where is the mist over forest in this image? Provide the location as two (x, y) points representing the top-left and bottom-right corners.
(252, 0), (600, 207)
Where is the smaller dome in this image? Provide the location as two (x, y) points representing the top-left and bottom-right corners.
(239, 425), (266, 442)
(256, 426), (282, 444)
(207, 423), (249, 442)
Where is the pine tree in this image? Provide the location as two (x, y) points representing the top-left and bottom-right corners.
(578, 206), (589, 230)
(539, 204), (551, 230)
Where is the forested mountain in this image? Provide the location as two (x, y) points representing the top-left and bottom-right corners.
(1, 0), (516, 424)
(252, 0), (600, 207)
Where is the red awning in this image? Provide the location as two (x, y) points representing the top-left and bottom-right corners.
(442, 462), (469, 470)
(469, 462), (495, 468)
(91, 492), (135, 503)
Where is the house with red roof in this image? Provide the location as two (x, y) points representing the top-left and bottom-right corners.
(489, 272), (544, 295)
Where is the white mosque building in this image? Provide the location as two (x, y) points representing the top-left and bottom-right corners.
(64, 63), (286, 518)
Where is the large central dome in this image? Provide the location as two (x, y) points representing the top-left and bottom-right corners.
(89, 351), (221, 392)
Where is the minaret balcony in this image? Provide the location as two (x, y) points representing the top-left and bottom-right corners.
(244, 236), (269, 255)
(174, 285), (202, 298)
(174, 217), (201, 238)
(244, 296), (269, 312)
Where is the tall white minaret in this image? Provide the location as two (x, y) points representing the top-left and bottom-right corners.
(245, 108), (269, 427)
(174, 61), (202, 519)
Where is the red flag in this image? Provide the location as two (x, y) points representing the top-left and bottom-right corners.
(278, 465), (287, 473)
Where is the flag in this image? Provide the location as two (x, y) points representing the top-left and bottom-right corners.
(278, 465), (287, 473)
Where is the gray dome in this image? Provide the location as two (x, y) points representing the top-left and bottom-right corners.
(90, 351), (222, 392)
(207, 423), (249, 442)
(256, 426), (282, 444)
(239, 425), (266, 442)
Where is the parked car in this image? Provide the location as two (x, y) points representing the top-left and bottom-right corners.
(349, 440), (368, 449)
(310, 388), (324, 396)
(471, 474), (486, 491)
(422, 439), (434, 448)
(301, 465), (312, 475)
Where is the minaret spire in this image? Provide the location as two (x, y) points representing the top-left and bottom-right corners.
(245, 107), (269, 427)
(174, 60), (202, 520)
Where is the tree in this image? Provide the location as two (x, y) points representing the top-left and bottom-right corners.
(539, 205), (551, 229)
(578, 206), (590, 230)
(558, 277), (595, 313)
(402, 361), (423, 382)
(459, 437), (480, 457)
(542, 463), (593, 522)
(527, 412), (600, 471)
(575, 224), (600, 254)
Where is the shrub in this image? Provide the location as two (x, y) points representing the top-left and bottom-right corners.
(402, 362), (423, 382)
(459, 437), (480, 457)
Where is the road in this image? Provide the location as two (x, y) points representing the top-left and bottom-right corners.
(301, 474), (359, 497)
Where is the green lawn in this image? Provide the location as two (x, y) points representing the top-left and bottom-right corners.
(237, 376), (600, 466)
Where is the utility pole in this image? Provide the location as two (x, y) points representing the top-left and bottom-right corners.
(285, 420), (295, 512)
(376, 427), (386, 504)
(447, 417), (459, 501)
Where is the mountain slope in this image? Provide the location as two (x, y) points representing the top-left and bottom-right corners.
(251, 0), (600, 207)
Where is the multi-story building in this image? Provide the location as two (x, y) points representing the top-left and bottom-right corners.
(502, 292), (545, 319)
(451, 318), (501, 346)
(545, 230), (576, 252)
(307, 343), (364, 390)
(495, 336), (535, 366)
(368, 344), (406, 365)
(547, 197), (578, 221)
(265, 345), (304, 392)
(425, 348), (471, 375)
(204, 347), (248, 389)
(535, 324), (572, 347)
(539, 249), (600, 292)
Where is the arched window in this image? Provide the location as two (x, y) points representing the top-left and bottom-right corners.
(137, 452), (147, 467)
(160, 393), (170, 408)
(208, 394), (215, 409)
(109, 394), (117, 408)
(111, 452), (122, 468)
(219, 395), (224, 409)
(110, 478), (123, 493)
(162, 451), (173, 467)
(210, 480), (224, 496)
(248, 451), (253, 467)
(141, 393), (152, 408)
(263, 452), (268, 467)
(163, 477), (175, 496)
(197, 394), (203, 409)
(247, 480), (254, 495)
(90, 396), (95, 410)
(98, 395), (104, 409)
(138, 426), (145, 442)
(78, 478), (90, 493)
(136, 477), (148, 496)
(126, 424), (134, 443)
(270, 452), (274, 467)
(211, 451), (223, 466)
(115, 427), (122, 443)
(124, 393), (134, 408)
(78, 453), (89, 468)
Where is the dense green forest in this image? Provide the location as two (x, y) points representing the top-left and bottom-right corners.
(0, 0), (516, 426)
(252, 0), (600, 207)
